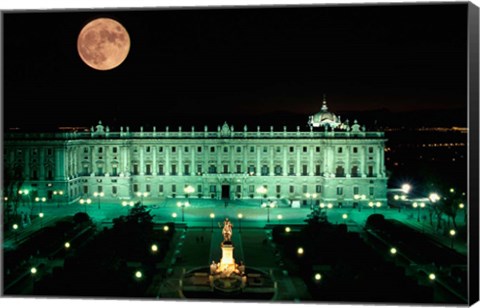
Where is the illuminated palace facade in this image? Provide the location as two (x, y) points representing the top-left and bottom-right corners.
(3, 101), (388, 208)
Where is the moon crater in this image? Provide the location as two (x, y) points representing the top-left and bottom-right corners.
(77, 18), (130, 70)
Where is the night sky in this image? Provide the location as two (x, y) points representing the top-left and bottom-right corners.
(3, 3), (468, 130)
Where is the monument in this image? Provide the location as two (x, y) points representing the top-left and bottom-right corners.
(209, 218), (247, 291)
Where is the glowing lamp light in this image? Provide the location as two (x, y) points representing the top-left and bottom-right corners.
(342, 214), (348, 220)
(376, 202), (382, 207)
(449, 229), (456, 236)
(277, 214), (283, 220)
(459, 203), (465, 209)
(31, 267), (37, 274)
(390, 247), (397, 255)
(285, 227), (291, 233)
(238, 213), (243, 219)
(297, 247), (304, 255)
(13, 224), (18, 230)
(314, 273), (322, 281)
(65, 242), (71, 249)
(401, 184), (411, 194)
(420, 202), (426, 208)
(151, 244), (158, 252)
(429, 273), (436, 281)
(135, 271), (142, 279)
(327, 203), (333, 209)
(320, 203), (325, 208)
(210, 213), (215, 219)
(429, 193), (440, 203)
(163, 225), (169, 232)
(172, 213), (178, 218)
(39, 213), (44, 218)
(412, 202), (418, 208)
(394, 195), (399, 200)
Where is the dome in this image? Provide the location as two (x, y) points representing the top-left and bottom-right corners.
(308, 98), (341, 128)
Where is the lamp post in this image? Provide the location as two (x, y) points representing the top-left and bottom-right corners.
(35, 197), (47, 214)
(210, 213), (215, 232)
(184, 185), (195, 204)
(80, 198), (92, 214)
(256, 186), (267, 205)
(237, 213), (243, 233)
(262, 200), (276, 223)
(53, 190), (64, 208)
(177, 201), (190, 222)
(449, 229), (456, 249)
(305, 193), (318, 210)
(93, 192), (105, 209)
(122, 201), (134, 214)
(368, 201), (381, 213)
(136, 192), (149, 206)
(38, 212), (44, 229)
(18, 189), (30, 211)
(12, 224), (18, 242)
(354, 194), (366, 212)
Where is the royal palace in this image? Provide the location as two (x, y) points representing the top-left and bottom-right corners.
(3, 100), (388, 208)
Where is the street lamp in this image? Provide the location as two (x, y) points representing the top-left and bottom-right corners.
(449, 229), (456, 249)
(261, 200), (276, 223)
(65, 242), (71, 249)
(122, 201), (134, 214)
(151, 244), (158, 252)
(277, 214), (283, 221)
(184, 185), (195, 203)
(314, 273), (322, 281)
(12, 224), (18, 242)
(390, 247), (397, 255)
(256, 186), (268, 205)
(285, 226), (291, 233)
(80, 198), (92, 214)
(297, 247), (304, 256)
(177, 201), (190, 222)
(18, 189), (30, 207)
(53, 190), (64, 208)
(38, 212), (44, 229)
(237, 213), (243, 233)
(210, 213), (215, 232)
(369, 201), (381, 213)
(35, 197), (47, 214)
(172, 212), (178, 222)
(429, 193), (440, 203)
(305, 193), (318, 210)
(135, 270), (142, 279)
(401, 184), (411, 194)
(93, 192), (105, 209)
(354, 194), (366, 212)
(136, 192), (149, 206)
(342, 213), (348, 220)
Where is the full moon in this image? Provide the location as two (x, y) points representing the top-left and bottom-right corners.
(77, 18), (130, 70)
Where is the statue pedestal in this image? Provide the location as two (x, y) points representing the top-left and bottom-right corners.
(220, 242), (236, 274)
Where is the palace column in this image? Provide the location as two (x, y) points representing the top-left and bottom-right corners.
(269, 145), (274, 176)
(165, 146), (170, 175)
(296, 146), (300, 176)
(139, 145), (144, 175)
(256, 145), (260, 175)
(283, 145), (287, 176)
(152, 146), (157, 175)
(345, 146), (350, 177)
(309, 145), (314, 176)
(179, 146), (183, 176)
(122, 146), (128, 174)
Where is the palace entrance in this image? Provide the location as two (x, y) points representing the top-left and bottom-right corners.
(221, 185), (230, 199)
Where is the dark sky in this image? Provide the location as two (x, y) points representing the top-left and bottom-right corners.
(3, 3), (468, 130)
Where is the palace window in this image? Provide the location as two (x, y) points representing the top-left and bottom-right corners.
(145, 164), (152, 175)
(368, 166), (374, 177)
(197, 185), (202, 193)
(172, 146), (176, 153)
(276, 185), (281, 193)
(353, 186), (359, 195)
(315, 146), (321, 152)
(274, 165), (282, 176)
(223, 165), (229, 173)
(303, 146), (307, 153)
(84, 147), (88, 153)
(249, 185), (254, 193)
(133, 184), (138, 193)
(261, 165), (269, 176)
(250, 146), (255, 153)
(336, 166), (345, 177)
(171, 164), (177, 175)
(158, 164), (164, 175)
(263, 146), (268, 153)
(159, 147), (163, 152)
(337, 187), (343, 195)
(288, 164), (295, 175)
(369, 147), (374, 153)
(172, 185), (176, 193)
(353, 147), (358, 153)
(315, 185), (322, 193)
(133, 164), (139, 175)
(113, 147), (118, 153)
(315, 165), (321, 176)
(184, 164), (190, 175)
(146, 184), (151, 193)
(184, 146), (189, 152)
(237, 147), (242, 153)
(197, 146), (202, 153)
(276, 146), (281, 153)
(224, 147), (228, 153)
(210, 185), (216, 193)
(248, 165), (255, 174)
(197, 164), (202, 174)
(351, 166), (359, 177)
(302, 185), (308, 193)
(369, 186), (374, 196)
(146, 146), (151, 153)
(112, 186), (117, 194)
(289, 185), (294, 193)
(302, 164), (308, 176)
(236, 165), (242, 173)
(209, 165), (217, 174)
(289, 146), (294, 153)
(210, 146), (215, 153)
(159, 185), (164, 193)
(338, 147), (343, 154)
